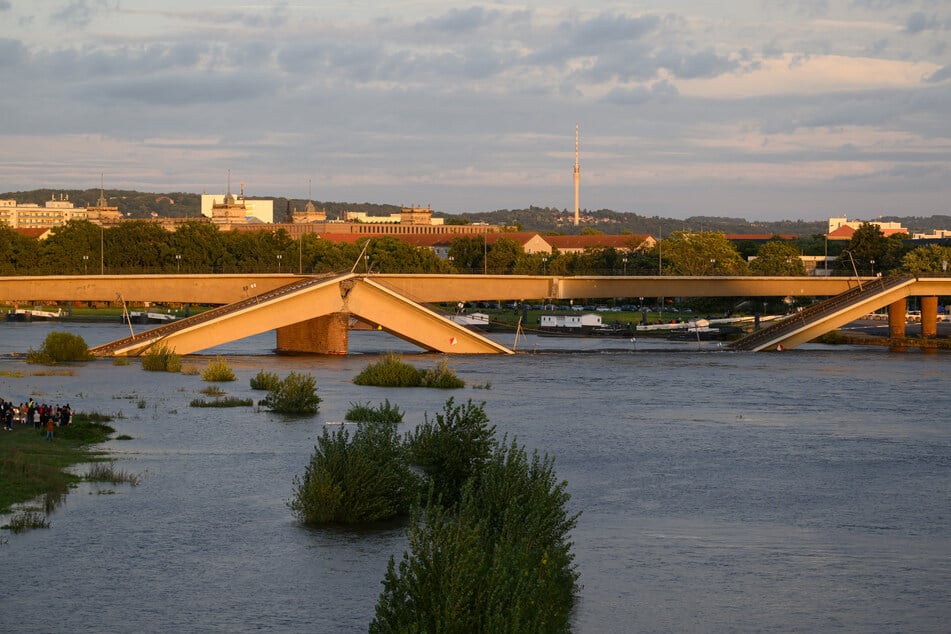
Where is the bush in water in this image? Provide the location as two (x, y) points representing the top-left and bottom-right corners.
(27, 332), (92, 364)
(260, 371), (321, 415)
(289, 421), (419, 525)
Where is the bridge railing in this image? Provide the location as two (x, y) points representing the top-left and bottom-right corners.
(730, 274), (914, 351)
(90, 272), (346, 355)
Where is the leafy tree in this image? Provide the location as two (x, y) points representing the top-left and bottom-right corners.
(406, 398), (496, 507)
(448, 236), (487, 274)
(372, 440), (579, 633)
(659, 231), (748, 275)
(167, 221), (230, 273)
(837, 222), (909, 275)
(106, 221), (172, 272)
(485, 238), (523, 274)
(290, 421), (419, 525)
(27, 331), (93, 364)
(261, 371), (321, 415)
(901, 244), (951, 275)
(366, 236), (448, 273)
(40, 220), (104, 275)
(0, 223), (41, 275)
(749, 240), (806, 276)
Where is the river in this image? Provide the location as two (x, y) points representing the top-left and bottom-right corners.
(1, 323), (949, 632)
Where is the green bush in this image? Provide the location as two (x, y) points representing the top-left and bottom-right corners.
(354, 352), (422, 387)
(189, 397), (254, 408)
(140, 344), (182, 372)
(406, 398), (495, 507)
(420, 358), (465, 389)
(371, 440), (580, 632)
(201, 356), (236, 382)
(249, 369), (280, 391)
(354, 353), (465, 389)
(260, 371), (321, 415)
(26, 331), (92, 364)
(345, 400), (405, 424)
(289, 422), (420, 525)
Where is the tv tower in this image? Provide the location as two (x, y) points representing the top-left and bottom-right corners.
(573, 123), (580, 226)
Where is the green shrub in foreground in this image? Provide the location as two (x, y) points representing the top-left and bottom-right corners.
(249, 369), (281, 391)
(201, 356), (236, 382)
(345, 399), (405, 424)
(261, 371), (321, 415)
(406, 398), (495, 507)
(140, 344), (182, 372)
(289, 421), (420, 525)
(371, 440), (580, 632)
(26, 331), (92, 364)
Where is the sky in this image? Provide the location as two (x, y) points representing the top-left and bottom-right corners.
(1, 1), (950, 221)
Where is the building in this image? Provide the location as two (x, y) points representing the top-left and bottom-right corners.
(0, 194), (87, 229)
(345, 206), (445, 226)
(201, 181), (274, 224)
(827, 217), (908, 240)
(544, 234), (655, 254)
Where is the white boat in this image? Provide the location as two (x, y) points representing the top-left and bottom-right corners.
(5, 307), (63, 322)
(121, 311), (178, 325)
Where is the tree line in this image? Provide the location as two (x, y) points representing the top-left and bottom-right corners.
(1, 219), (949, 278)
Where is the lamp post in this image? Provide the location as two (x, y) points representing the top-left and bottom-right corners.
(82, 255), (89, 275)
(943, 260), (948, 274)
(483, 235), (488, 275)
(100, 226), (104, 275)
(870, 259), (875, 277)
(175, 254), (181, 273)
(276, 254), (282, 273)
(542, 255), (548, 275)
(364, 254), (369, 273)
(709, 258), (716, 275)
(622, 256), (628, 275)
(448, 255), (454, 272)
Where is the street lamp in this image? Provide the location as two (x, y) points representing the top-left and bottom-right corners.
(276, 254), (283, 273)
(622, 256), (628, 275)
(870, 259), (875, 276)
(710, 258), (716, 275)
(943, 260), (948, 274)
(82, 254), (89, 275)
(364, 254), (369, 273)
(175, 254), (181, 273)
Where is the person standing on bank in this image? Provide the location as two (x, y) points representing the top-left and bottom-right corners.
(46, 416), (54, 441)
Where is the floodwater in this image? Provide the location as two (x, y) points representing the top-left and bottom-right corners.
(1, 323), (949, 632)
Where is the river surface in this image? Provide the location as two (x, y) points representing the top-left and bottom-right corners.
(1, 323), (949, 632)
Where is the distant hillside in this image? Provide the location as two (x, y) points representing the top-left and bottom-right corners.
(4, 189), (949, 237)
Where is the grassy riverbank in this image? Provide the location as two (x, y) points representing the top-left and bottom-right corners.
(0, 417), (116, 517)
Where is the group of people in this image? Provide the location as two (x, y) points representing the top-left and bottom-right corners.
(1, 399), (72, 440)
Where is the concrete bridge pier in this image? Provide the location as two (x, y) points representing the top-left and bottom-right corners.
(921, 296), (938, 337)
(888, 299), (907, 339)
(276, 313), (350, 354)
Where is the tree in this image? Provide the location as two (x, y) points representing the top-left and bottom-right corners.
(448, 236), (486, 274)
(837, 222), (909, 275)
(659, 231), (748, 275)
(0, 223), (41, 275)
(485, 238), (523, 274)
(901, 244), (951, 275)
(406, 398), (496, 507)
(749, 240), (806, 276)
(290, 421), (419, 525)
(372, 440), (579, 633)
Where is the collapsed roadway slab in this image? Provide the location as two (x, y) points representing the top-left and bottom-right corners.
(89, 274), (512, 357)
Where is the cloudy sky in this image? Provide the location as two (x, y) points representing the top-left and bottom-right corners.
(1, 1), (949, 221)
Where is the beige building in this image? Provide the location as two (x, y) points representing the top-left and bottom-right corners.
(201, 182), (274, 223)
(0, 195), (88, 229)
(346, 206), (444, 226)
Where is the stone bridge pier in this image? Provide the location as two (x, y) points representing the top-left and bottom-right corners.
(888, 296), (939, 338)
(276, 313), (350, 354)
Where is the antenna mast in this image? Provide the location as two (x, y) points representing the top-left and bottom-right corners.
(573, 123), (581, 227)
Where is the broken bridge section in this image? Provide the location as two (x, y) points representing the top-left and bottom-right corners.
(88, 273), (512, 357)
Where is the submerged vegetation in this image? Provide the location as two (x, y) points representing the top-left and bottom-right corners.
(189, 396), (254, 408)
(141, 344), (182, 372)
(344, 400), (405, 424)
(260, 371), (321, 415)
(26, 331), (93, 365)
(353, 353), (465, 388)
(201, 356), (237, 382)
(289, 398), (580, 628)
(0, 413), (132, 532)
(249, 370), (281, 391)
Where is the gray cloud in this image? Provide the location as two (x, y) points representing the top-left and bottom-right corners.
(50, 0), (107, 28)
(0, 1), (10, 11)
(905, 12), (937, 34)
(418, 6), (502, 34)
(925, 63), (951, 83)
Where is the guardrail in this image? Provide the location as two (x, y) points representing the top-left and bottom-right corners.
(730, 275), (914, 351)
(89, 272), (345, 356)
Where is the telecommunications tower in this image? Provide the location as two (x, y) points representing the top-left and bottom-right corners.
(573, 123), (581, 226)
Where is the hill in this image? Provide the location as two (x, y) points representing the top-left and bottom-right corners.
(3, 189), (949, 237)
